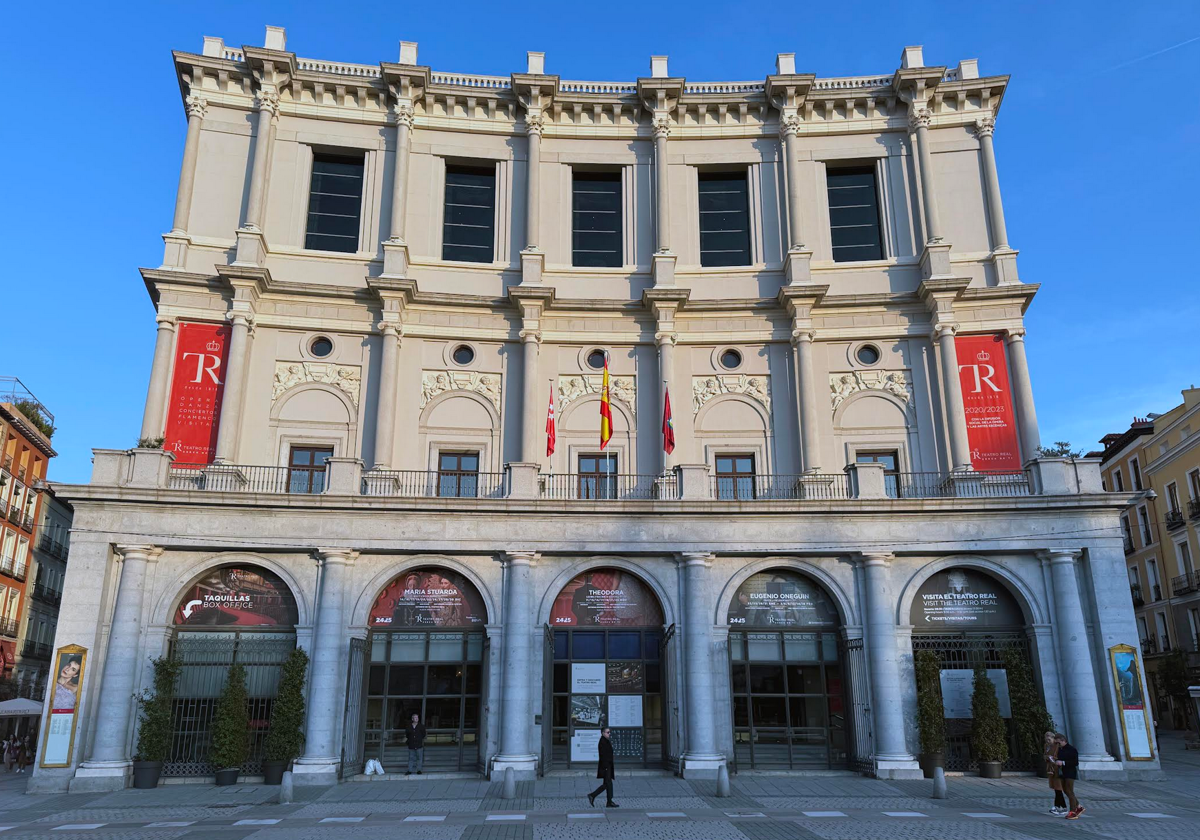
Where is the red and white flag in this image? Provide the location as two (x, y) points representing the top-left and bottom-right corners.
(662, 387), (676, 455)
(546, 389), (556, 456)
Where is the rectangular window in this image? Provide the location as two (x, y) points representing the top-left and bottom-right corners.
(1188, 608), (1200, 650)
(1189, 468), (1200, 500)
(1113, 468), (1124, 492)
(572, 170), (622, 267)
(1127, 565), (1140, 587)
(1166, 482), (1180, 513)
(288, 446), (333, 494)
(698, 172), (751, 267)
(442, 165), (496, 263)
(1155, 612), (1170, 650)
(715, 455), (756, 500)
(1138, 505), (1152, 544)
(1148, 558), (1161, 600)
(856, 450), (900, 497)
(827, 166), (883, 262)
(1177, 540), (1194, 576)
(578, 454), (618, 500)
(1137, 616), (1149, 643)
(1130, 457), (1143, 491)
(438, 451), (480, 498)
(305, 153), (365, 253)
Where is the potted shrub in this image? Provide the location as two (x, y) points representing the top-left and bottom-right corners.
(915, 650), (946, 778)
(132, 655), (182, 789)
(261, 648), (309, 785)
(209, 663), (249, 786)
(1002, 649), (1054, 775)
(970, 665), (1009, 778)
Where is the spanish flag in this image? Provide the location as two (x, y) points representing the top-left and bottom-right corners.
(599, 357), (613, 450)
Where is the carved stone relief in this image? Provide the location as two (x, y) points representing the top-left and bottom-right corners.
(272, 362), (363, 408)
(558, 374), (637, 419)
(692, 375), (771, 415)
(829, 370), (914, 414)
(421, 370), (502, 414)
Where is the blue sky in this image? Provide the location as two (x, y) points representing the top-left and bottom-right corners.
(2, 1), (1197, 483)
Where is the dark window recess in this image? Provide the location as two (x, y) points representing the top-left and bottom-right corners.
(443, 165), (496, 263)
(288, 446), (333, 494)
(716, 455), (756, 500)
(305, 154), (365, 253)
(578, 454), (618, 500)
(438, 451), (480, 498)
(572, 171), (622, 267)
(827, 167), (883, 262)
(856, 450), (899, 497)
(698, 172), (752, 267)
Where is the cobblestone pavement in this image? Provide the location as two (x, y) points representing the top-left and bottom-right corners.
(2, 735), (1198, 839)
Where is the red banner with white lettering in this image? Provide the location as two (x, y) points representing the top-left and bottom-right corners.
(163, 322), (230, 466)
(955, 333), (1022, 471)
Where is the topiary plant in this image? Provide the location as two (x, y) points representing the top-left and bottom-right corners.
(134, 655), (182, 762)
(915, 649), (945, 755)
(209, 663), (250, 770)
(970, 665), (1009, 763)
(263, 648), (309, 763)
(1002, 649), (1053, 762)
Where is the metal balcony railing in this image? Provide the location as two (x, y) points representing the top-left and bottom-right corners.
(1190, 498), (1200, 520)
(1141, 637), (1158, 656)
(1130, 583), (1144, 608)
(37, 534), (67, 560)
(711, 473), (850, 501)
(11, 562), (26, 582)
(1151, 584), (1163, 602)
(1123, 535), (1135, 555)
(542, 473), (678, 501)
(6, 505), (20, 525)
(0, 618), (18, 638)
(20, 640), (51, 660)
(1165, 508), (1185, 530)
(1171, 571), (1200, 597)
(32, 583), (62, 606)
(167, 465), (326, 494)
(362, 470), (508, 498)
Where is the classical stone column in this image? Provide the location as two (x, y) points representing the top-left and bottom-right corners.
(653, 115), (672, 253)
(1041, 550), (1111, 763)
(910, 108), (943, 244)
(495, 551), (538, 777)
(213, 313), (252, 464)
(243, 88), (279, 231)
(294, 548), (356, 785)
(373, 324), (400, 469)
(520, 329), (541, 463)
(139, 317), (177, 441)
(524, 114), (544, 251)
(657, 331), (676, 471)
(76, 545), (161, 784)
(975, 117), (1009, 250)
(388, 104), (414, 242)
(780, 114), (805, 251)
(171, 96), (207, 234)
(678, 553), (724, 777)
(791, 329), (821, 473)
(933, 323), (972, 471)
(1005, 328), (1041, 462)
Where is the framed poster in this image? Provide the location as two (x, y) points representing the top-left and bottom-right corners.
(571, 662), (606, 693)
(1109, 644), (1154, 760)
(939, 669), (1011, 719)
(727, 571), (838, 628)
(40, 644), (87, 768)
(570, 695), (605, 727)
(608, 695), (643, 728)
(606, 662), (643, 693)
(570, 729), (602, 762)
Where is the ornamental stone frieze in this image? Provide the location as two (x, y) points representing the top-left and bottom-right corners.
(272, 362), (363, 407)
(829, 370), (914, 414)
(692, 375), (771, 415)
(421, 370), (502, 414)
(558, 374), (636, 419)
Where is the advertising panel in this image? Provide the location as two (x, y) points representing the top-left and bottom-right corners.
(608, 695), (643, 728)
(40, 645), (87, 768)
(174, 566), (298, 627)
(606, 662), (643, 693)
(570, 729), (601, 762)
(163, 321), (231, 466)
(955, 333), (1022, 471)
(1109, 644), (1154, 760)
(369, 569), (487, 628)
(727, 571), (838, 628)
(570, 695), (605, 727)
(571, 662), (606, 693)
(909, 569), (1024, 628)
(550, 569), (664, 627)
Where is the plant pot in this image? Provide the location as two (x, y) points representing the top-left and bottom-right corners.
(214, 767), (240, 786)
(978, 760), (1003, 779)
(132, 760), (162, 789)
(918, 752), (944, 779)
(262, 759), (287, 785)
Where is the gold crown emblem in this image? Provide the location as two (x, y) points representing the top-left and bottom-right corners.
(205, 339), (221, 352)
(976, 350), (991, 362)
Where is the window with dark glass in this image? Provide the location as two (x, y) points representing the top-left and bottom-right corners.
(716, 455), (756, 500)
(572, 171), (622, 267)
(578, 454), (618, 500)
(856, 450), (899, 497)
(442, 165), (496, 263)
(305, 153), (365, 253)
(1130, 458), (1143, 491)
(698, 172), (751, 267)
(288, 446), (333, 493)
(438, 452), (480, 498)
(827, 166), (883, 262)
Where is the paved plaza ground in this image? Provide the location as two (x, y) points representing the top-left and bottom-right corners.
(5, 734), (1199, 840)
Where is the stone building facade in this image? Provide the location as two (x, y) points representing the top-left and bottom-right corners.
(33, 27), (1154, 792)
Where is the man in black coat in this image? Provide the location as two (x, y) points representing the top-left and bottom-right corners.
(405, 712), (427, 775)
(587, 728), (618, 807)
(1054, 733), (1084, 818)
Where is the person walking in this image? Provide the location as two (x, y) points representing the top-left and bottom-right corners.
(1054, 733), (1083, 819)
(587, 728), (618, 808)
(405, 712), (426, 776)
(1044, 731), (1067, 815)
(14, 737), (27, 773)
(2, 736), (13, 772)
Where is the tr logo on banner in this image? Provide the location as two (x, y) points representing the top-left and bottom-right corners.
(954, 333), (1022, 471)
(163, 322), (230, 466)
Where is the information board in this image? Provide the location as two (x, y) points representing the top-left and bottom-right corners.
(571, 662), (606, 693)
(1109, 644), (1154, 760)
(608, 695), (643, 728)
(570, 729), (601, 762)
(939, 668), (1011, 719)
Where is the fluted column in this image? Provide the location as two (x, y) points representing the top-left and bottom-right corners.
(791, 329), (821, 472)
(933, 323), (972, 471)
(213, 313), (251, 464)
(171, 96), (207, 234)
(910, 108), (943, 244)
(1005, 328), (1040, 461)
(653, 115), (672, 253)
(1041, 550), (1111, 762)
(524, 114), (544, 250)
(975, 117), (1009, 250)
(243, 89), (279, 231)
(387, 104), (414, 242)
(780, 114), (806, 250)
(139, 317), (177, 441)
(859, 553), (917, 766)
(678, 553), (724, 776)
(373, 324), (401, 469)
(496, 551), (538, 776)
(520, 330), (541, 463)
(657, 332), (676, 471)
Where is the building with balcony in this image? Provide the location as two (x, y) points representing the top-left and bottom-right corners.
(1097, 388), (1200, 730)
(13, 489), (71, 708)
(34, 28), (1151, 793)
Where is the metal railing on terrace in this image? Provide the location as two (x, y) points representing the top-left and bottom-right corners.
(541, 473), (677, 501)
(167, 465), (326, 494)
(362, 470), (507, 499)
(32, 583), (62, 606)
(1165, 508), (1185, 530)
(1172, 570), (1200, 597)
(1190, 498), (1200, 520)
(712, 473), (849, 501)
(894, 471), (1033, 498)
(0, 619), (17, 638)
(20, 640), (51, 660)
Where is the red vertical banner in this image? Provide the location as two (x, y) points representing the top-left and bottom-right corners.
(954, 333), (1022, 471)
(163, 322), (230, 466)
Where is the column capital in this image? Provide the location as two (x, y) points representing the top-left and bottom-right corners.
(676, 551), (715, 568)
(502, 550), (540, 567)
(652, 113), (673, 139)
(379, 320), (403, 339)
(394, 102), (415, 129)
(255, 87), (280, 119)
(185, 94), (208, 120)
(1004, 327), (1026, 343)
(226, 311), (254, 329)
(974, 115), (996, 138)
(778, 112), (801, 139)
(854, 551), (895, 567)
(114, 544), (163, 562)
(655, 331), (678, 347)
(155, 315), (177, 330)
(525, 111), (546, 137)
(930, 321), (958, 341)
(518, 328), (542, 345)
(1038, 548), (1082, 566)
(315, 548), (359, 566)
(909, 106), (932, 130)
(790, 328), (815, 346)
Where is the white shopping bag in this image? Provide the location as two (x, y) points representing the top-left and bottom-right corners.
(364, 758), (385, 775)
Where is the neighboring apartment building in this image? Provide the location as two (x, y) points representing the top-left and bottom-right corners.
(14, 489), (71, 703)
(36, 28), (1148, 793)
(1097, 388), (1200, 730)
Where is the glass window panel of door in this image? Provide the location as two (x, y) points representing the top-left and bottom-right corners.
(578, 454), (618, 500)
(438, 452), (479, 498)
(443, 165), (496, 263)
(572, 171), (622, 267)
(856, 450), (899, 497)
(716, 455), (756, 500)
(289, 446), (333, 494)
(827, 167), (883, 262)
(305, 154), (365, 253)
(698, 172), (751, 267)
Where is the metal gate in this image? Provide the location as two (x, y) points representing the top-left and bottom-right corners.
(661, 625), (680, 772)
(339, 637), (367, 779)
(844, 636), (874, 774)
(540, 625), (554, 776)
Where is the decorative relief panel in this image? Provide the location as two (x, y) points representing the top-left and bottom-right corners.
(692, 375), (771, 415)
(559, 374), (636, 420)
(272, 362), (362, 408)
(421, 370), (502, 414)
(829, 370), (914, 414)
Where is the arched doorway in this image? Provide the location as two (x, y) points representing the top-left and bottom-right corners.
(726, 570), (847, 769)
(166, 564), (299, 778)
(364, 568), (488, 772)
(909, 567), (1039, 771)
(545, 568), (666, 769)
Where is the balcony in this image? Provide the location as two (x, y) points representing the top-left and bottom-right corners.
(1190, 499), (1200, 521)
(0, 555), (12, 576)
(1124, 535), (1135, 555)
(1130, 583), (1144, 608)
(166, 464), (327, 494)
(0, 618), (17, 638)
(6, 504), (20, 526)
(1172, 571), (1200, 597)
(1141, 637), (1158, 656)
(364, 470), (509, 499)
(1151, 583), (1163, 602)
(32, 583), (61, 606)
(36, 534), (67, 560)
(10, 562), (26, 582)
(20, 640), (51, 660)
(1166, 508), (1186, 531)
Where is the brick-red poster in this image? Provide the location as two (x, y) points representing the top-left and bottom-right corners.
(163, 322), (230, 466)
(955, 333), (1022, 471)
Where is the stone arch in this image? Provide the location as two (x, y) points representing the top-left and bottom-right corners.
(418, 391), (503, 472)
(895, 554), (1046, 628)
(832, 390), (912, 430)
(269, 382), (361, 462)
(715, 557), (859, 628)
(418, 389), (501, 430)
(559, 393), (634, 431)
(152, 551), (312, 628)
(537, 556), (675, 628)
(270, 382), (356, 424)
(695, 393), (771, 432)
(350, 555), (499, 630)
